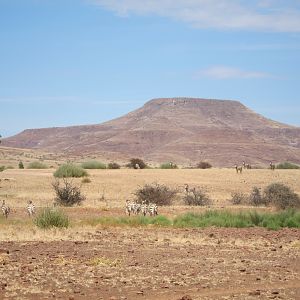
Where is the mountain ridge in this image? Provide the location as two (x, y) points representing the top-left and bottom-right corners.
(3, 98), (300, 166)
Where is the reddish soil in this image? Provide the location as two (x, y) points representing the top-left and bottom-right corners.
(0, 227), (299, 299)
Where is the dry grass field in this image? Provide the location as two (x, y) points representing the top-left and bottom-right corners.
(0, 167), (299, 299)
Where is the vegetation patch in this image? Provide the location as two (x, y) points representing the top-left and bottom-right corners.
(53, 178), (86, 206)
(126, 158), (147, 169)
(196, 161), (212, 169)
(173, 209), (300, 230)
(89, 257), (121, 267)
(160, 162), (178, 169)
(134, 183), (177, 206)
(276, 162), (300, 169)
(0, 166), (5, 172)
(34, 208), (69, 229)
(183, 188), (212, 206)
(27, 161), (48, 169)
(107, 162), (121, 169)
(81, 161), (106, 169)
(54, 163), (88, 178)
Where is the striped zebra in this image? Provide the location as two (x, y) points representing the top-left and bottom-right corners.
(1, 200), (10, 219)
(125, 200), (134, 216)
(235, 165), (243, 174)
(27, 200), (35, 217)
(148, 203), (158, 216)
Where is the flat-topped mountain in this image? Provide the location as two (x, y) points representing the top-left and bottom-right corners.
(3, 98), (300, 166)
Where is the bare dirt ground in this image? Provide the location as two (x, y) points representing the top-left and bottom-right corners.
(0, 227), (299, 300)
(0, 168), (300, 299)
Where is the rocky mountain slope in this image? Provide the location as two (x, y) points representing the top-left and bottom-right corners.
(3, 98), (300, 166)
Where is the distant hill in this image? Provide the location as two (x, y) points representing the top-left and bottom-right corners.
(3, 98), (300, 166)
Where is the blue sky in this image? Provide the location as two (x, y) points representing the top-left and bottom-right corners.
(1, 0), (300, 137)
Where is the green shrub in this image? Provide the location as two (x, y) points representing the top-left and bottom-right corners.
(196, 161), (212, 169)
(52, 178), (86, 206)
(134, 183), (177, 206)
(0, 166), (5, 172)
(263, 183), (300, 209)
(34, 208), (69, 229)
(18, 161), (24, 169)
(108, 162), (121, 169)
(183, 188), (212, 206)
(81, 161), (106, 169)
(276, 162), (300, 169)
(160, 162), (178, 169)
(126, 158), (147, 169)
(54, 163), (88, 178)
(27, 161), (48, 169)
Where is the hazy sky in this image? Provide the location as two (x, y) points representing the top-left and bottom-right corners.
(1, 0), (300, 137)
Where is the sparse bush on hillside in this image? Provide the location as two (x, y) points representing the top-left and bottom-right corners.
(263, 183), (300, 209)
(27, 161), (48, 169)
(18, 161), (24, 169)
(248, 187), (265, 206)
(52, 178), (86, 206)
(54, 163), (88, 178)
(81, 161), (106, 169)
(276, 162), (300, 169)
(230, 192), (248, 205)
(183, 188), (212, 206)
(127, 158), (147, 169)
(134, 183), (177, 206)
(160, 162), (178, 169)
(0, 166), (5, 172)
(196, 161), (212, 169)
(108, 162), (121, 169)
(34, 208), (69, 229)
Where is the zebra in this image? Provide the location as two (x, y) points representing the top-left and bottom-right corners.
(235, 165), (243, 174)
(125, 200), (134, 216)
(27, 200), (35, 217)
(184, 184), (189, 194)
(1, 200), (10, 219)
(140, 202), (148, 216)
(148, 203), (158, 216)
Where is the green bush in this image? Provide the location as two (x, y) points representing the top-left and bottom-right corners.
(196, 161), (212, 169)
(54, 163), (88, 178)
(276, 162), (300, 169)
(183, 188), (212, 206)
(160, 162), (178, 169)
(108, 162), (121, 169)
(81, 177), (91, 184)
(52, 178), (85, 206)
(81, 161), (106, 169)
(134, 183), (177, 206)
(0, 166), (5, 172)
(34, 208), (69, 229)
(27, 161), (48, 169)
(18, 161), (24, 169)
(263, 183), (300, 209)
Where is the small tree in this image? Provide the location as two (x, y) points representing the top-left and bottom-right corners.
(18, 161), (24, 169)
(127, 158), (147, 169)
(54, 163), (88, 178)
(248, 187), (265, 206)
(263, 183), (300, 209)
(230, 192), (248, 205)
(52, 178), (85, 206)
(196, 162), (212, 169)
(108, 162), (121, 169)
(134, 183), (177, 206)
(183, 188), (212, 206)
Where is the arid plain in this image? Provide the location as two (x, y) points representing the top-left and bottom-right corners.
(0, 156), (300, 299)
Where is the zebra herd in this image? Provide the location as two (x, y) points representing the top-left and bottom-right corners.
(1, 200), (35, 219)
(125, 200), (158, 217)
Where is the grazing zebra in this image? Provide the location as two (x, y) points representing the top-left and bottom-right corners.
(235, 165), (243, 174)
(125, 200), (134, 216)
(270, 162), (275, 170)
(27, 200), (35, 217)
(1, 200), (10, 219)
(148, 203), (158, 216)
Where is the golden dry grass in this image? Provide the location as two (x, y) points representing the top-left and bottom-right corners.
(0, 168), (299, 208)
